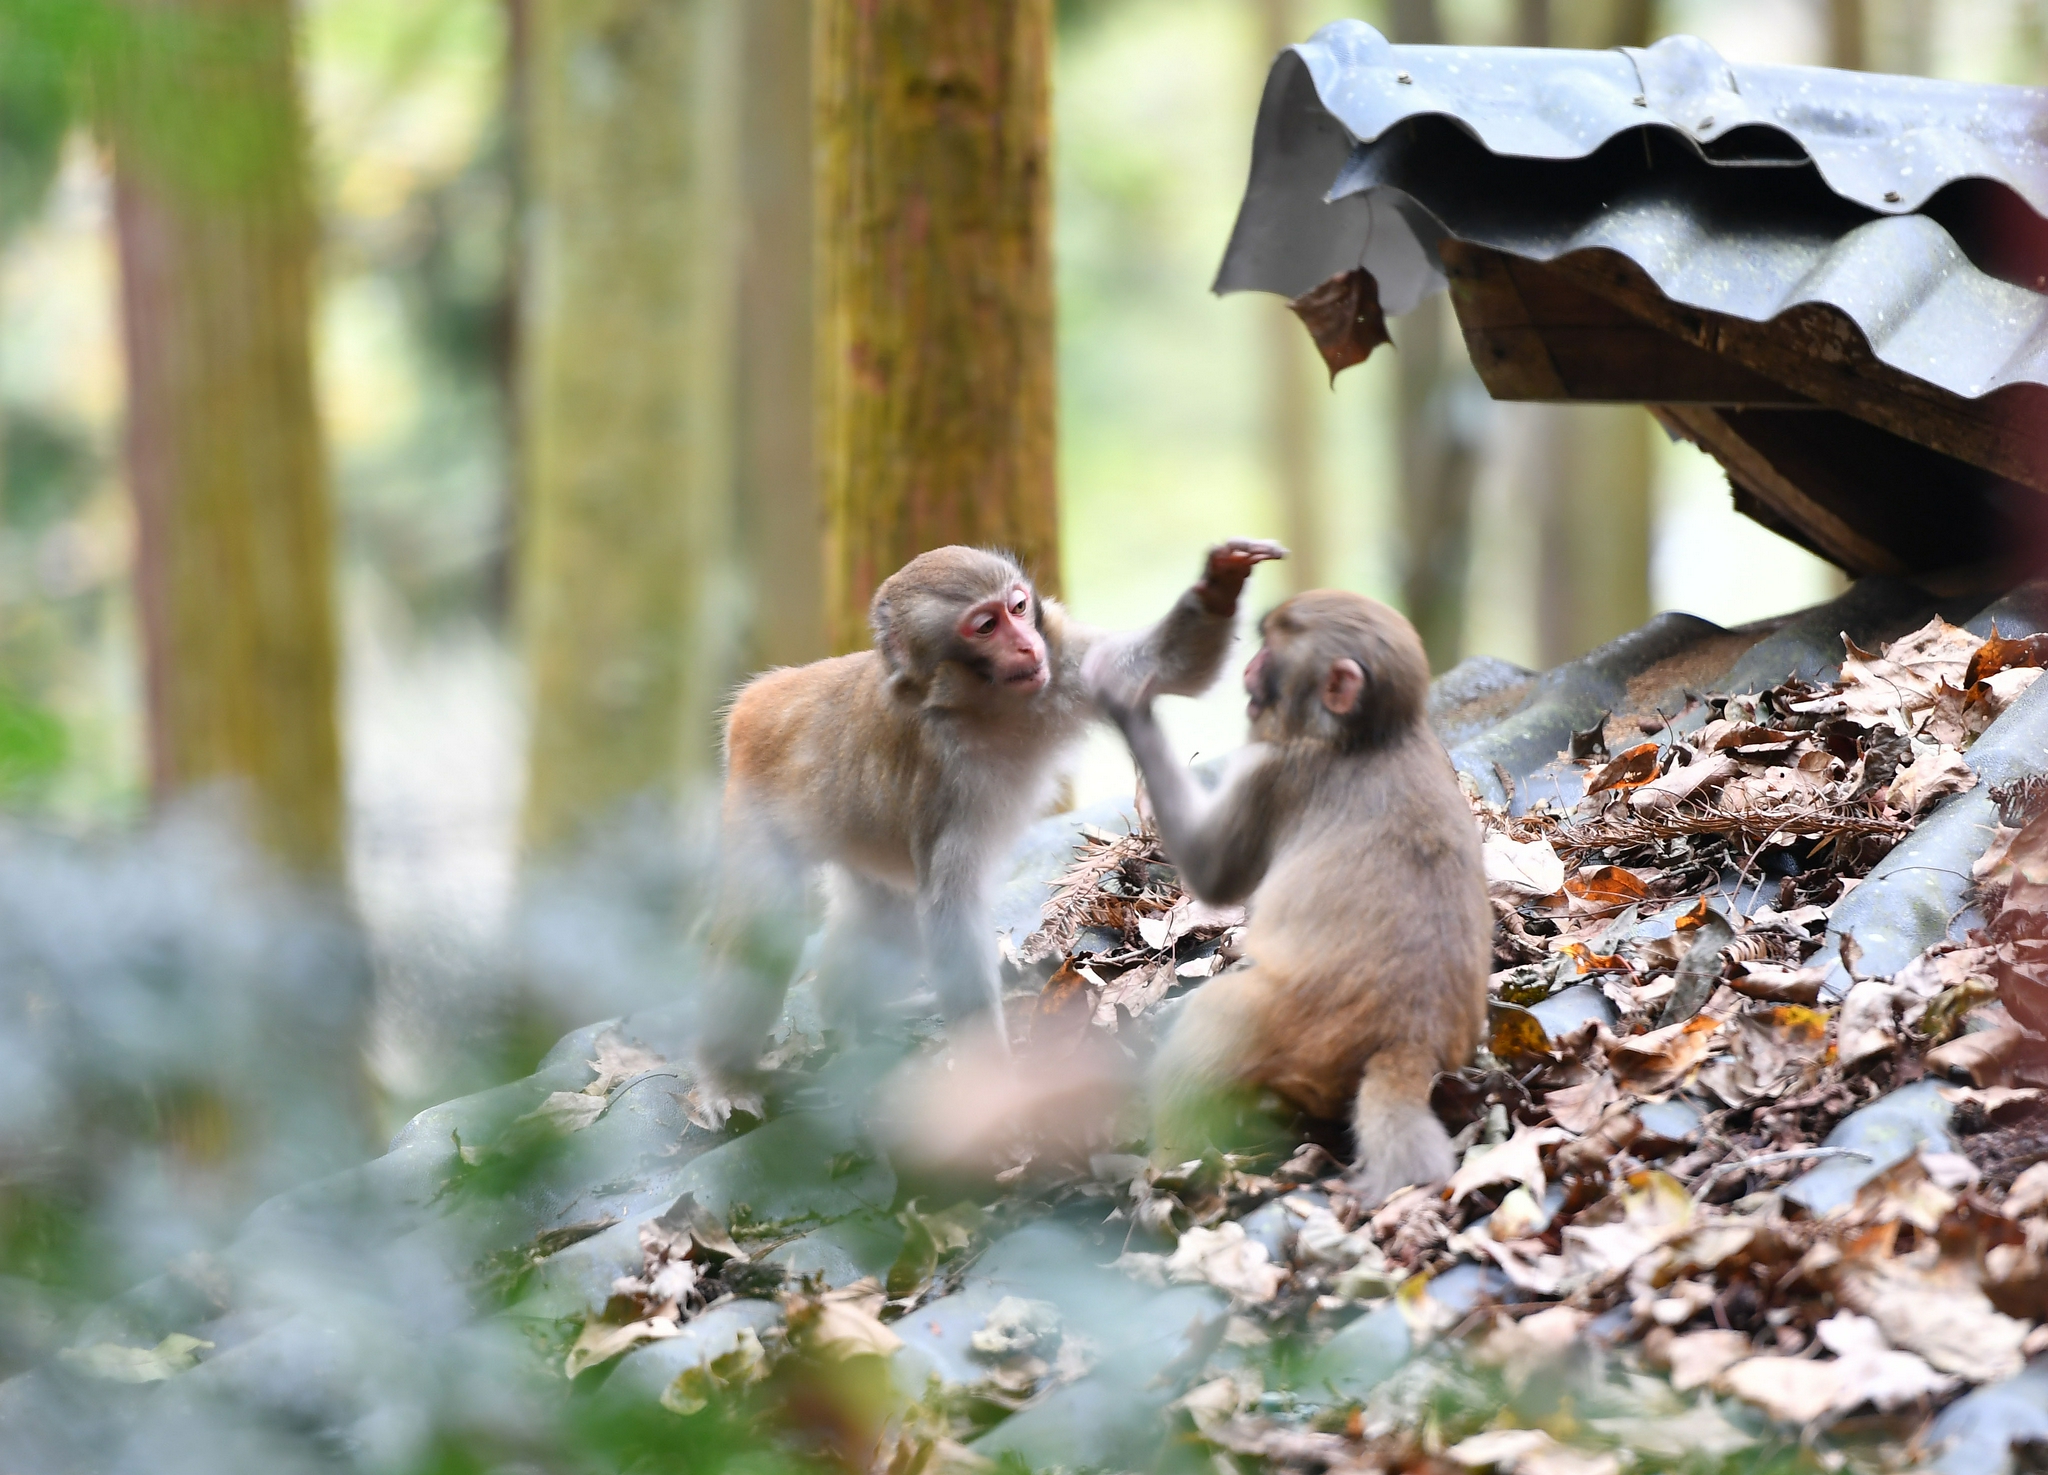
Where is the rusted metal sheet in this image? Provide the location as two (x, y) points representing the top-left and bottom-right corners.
(1214, 20), (2048, 576)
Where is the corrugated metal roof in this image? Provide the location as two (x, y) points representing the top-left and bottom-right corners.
(1216, 21), (2048, 405)
(1286, 23), (2048, 218)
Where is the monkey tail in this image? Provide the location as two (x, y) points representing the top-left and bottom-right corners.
(1349, 1044), (1456, 1209)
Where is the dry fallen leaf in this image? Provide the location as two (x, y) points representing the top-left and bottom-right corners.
(1720, 1314), (1958, 1425)
(1448, 1124), (1570, 1206)
(1835, 1223), (2028, 1382)
(1165, 1222), (1288, 1303)
(1629, 752), (1738, 815)
(522, 1090), (608, 1134)
(1791, 618), (1983, 733)
(1604, 1015), (1720, 1094)
(1584, 742), (1660, 795)
(1665, 1328), (1750, 1392)
(584, 1028), (668, 1097)
(1885, 742), (1977, 816)
(788, 1278), (905, 1362)
(1544, 1074), (1618, 1134)
(2005, 1160), (2048, 1218)
(60, 1333), (213, 1384)
(1484, 834), (1566, 898)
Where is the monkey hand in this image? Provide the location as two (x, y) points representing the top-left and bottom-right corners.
(1195, 538), (1289, 616)
(1081, 640), (1157, 726)
(682, 1072), (766, 1132)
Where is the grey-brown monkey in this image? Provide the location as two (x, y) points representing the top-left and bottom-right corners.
(697, 540), (1286, 1111)
(1085, 590), (1488, 1203)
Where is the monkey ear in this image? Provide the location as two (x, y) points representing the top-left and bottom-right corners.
(1321, 658), (1366, 716)
(871, 598), (905, 672)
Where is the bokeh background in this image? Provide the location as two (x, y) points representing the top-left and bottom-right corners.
(0, 0), (2041, 1269)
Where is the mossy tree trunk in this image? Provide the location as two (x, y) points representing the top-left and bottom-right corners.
(737, 0), (825, 670)
(518, 0), (738, 854)
(816, 0), (1058, 653)
(110, 0), (343, 877)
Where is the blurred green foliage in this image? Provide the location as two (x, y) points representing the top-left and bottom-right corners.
(0, 685), (65, 795)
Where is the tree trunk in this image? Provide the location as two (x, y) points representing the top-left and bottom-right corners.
(1531, 407), (1653, 665)
(1259, 0), (1325, 594)
(816, 0), (1058, 653)
(1393, 300), (1481, 669)
(111, 0), (343, 877)
(1386, 0), (1484, 670)
(1523, 0), (1656, 667)
(1829, 0), (1866, 70)
(518, 0), (738, 853)
(737, 0), (825, 670)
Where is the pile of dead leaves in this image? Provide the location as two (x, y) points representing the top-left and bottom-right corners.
(980, 616), (2048, 1468)
(1011, 823), (1246, 1034)
(536, 616), (2048, 1473)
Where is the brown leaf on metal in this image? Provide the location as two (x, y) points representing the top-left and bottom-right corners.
(1586, 741), (1661, 794)
(1287, 267), (1391, 383)
(1965, 623), (2048, 687)
(1488, 1001), (1555, 1070)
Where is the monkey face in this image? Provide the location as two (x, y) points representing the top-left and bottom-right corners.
(1247, 593), (1427, 748)
(1243, 642), (1279, 722)
(955, 583), (1049, 693)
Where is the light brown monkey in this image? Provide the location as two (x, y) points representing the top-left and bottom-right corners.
(698, 540), (1286, 1109)
(1085, 590), (1489, 1203)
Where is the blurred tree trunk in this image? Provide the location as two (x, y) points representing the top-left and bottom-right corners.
(1259, 0), (1325, 594)
(1387, 0), (1483, 669)
(110, 0), (343, 876)
(816, 0), (1058, 653)
(518, 0), (738, 853)
(737, 0), (825, 670)
(1829, 0), (1866, 69)
(1525, 0), (1656, 666)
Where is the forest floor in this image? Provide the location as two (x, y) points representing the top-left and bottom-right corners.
(551, 615), (2048, 1475)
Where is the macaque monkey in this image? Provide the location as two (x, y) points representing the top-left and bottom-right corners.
(1085, 590), (1488, 1204)
(697, 539), (1287, 1113)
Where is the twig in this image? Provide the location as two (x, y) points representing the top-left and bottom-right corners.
(1689, 1146), (1871, 1199)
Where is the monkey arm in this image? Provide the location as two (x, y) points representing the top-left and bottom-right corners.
(1068, 538), (1287, 701)
(1113, 703), (1280, 905)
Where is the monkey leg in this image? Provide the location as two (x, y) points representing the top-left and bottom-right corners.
(697, 813), (812, 1088)
(1146, 970), (1289, 1160)
(814, 870), (921, 1039)
(1348, 1042), (1456, 1209)
(915, 846), (1007, 1048)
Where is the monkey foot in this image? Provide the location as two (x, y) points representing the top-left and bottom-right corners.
(682, 1078), (765, 1132)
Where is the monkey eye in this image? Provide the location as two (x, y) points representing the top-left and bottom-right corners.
(971, 613), (999, 637)
(1008, 589), (1029, 616)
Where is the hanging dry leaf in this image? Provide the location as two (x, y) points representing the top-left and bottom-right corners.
(1287, 266), (1391, 382)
